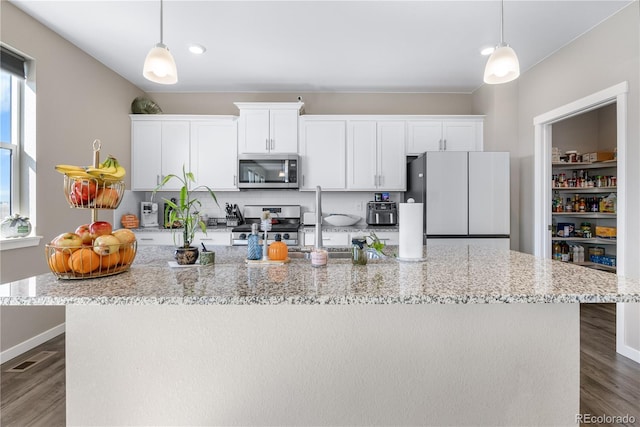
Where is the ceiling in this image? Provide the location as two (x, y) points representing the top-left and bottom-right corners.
(8, 0), (634, 93)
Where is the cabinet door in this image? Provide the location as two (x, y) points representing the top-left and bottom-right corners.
(238, 109), (270, 153)
(407, 121), (443, 154)
(161, 121), (191, 190)
(134, 232), (175, 246)
(193, 232), (231, 246)
(426, 152), (468, 235)
(347, 121), (377, 190)
(442, 121), (482, 151)
(299, 120), (346, 190)
(269, 109), (299, 153)
(191, 120), (238, 191)
(304, 232), (350, 247)
(377, 121), (406, 190)
(131, 120), (162, 190)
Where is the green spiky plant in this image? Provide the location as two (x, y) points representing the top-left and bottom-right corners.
(152, 165), (218, 248)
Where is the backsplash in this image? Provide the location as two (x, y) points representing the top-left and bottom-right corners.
(115, 190), (403, 226)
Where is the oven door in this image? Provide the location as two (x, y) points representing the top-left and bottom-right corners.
(238, 154), (299, 189)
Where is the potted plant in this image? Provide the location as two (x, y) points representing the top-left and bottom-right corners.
(153, 165), (218, 264)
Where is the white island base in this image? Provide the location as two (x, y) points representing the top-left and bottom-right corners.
(66, 303), (578, 426)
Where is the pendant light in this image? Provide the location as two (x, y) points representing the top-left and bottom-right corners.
(143, 0), (178, 84)
(483, 0), (519, 84)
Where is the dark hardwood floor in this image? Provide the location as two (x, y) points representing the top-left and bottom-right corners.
(580, 303), (640, 427)
(0, 304), (638, 426)
(0, 333), (65, 427)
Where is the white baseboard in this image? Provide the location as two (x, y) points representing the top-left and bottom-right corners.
(0, 323), (65, 364)
(617, 342), (640, 364)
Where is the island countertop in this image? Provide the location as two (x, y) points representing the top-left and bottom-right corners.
(2, 245), (639, 305)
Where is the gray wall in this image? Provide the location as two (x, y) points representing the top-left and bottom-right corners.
(0, 3), (144, 353)
(475, 3), (639, 354)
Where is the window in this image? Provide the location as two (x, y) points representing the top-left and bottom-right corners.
(1, 47), (25, 219)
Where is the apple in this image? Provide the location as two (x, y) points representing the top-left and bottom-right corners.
(89, 221), (112, 239)
(72, 179), (97, 203)
(51, 232), (82, 251)
(75, 224), (93, 246)
(94, 188), (120, 208)
(93, 234), (121, 256)
(113, 228), (136, 245)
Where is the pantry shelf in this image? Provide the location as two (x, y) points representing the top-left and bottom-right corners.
(572, 262), (617, 273)
(551, 161), (617, 170)
(551, 187), (616, 193)
(551, 212), (616, 219)
(551, 237), (617, 245)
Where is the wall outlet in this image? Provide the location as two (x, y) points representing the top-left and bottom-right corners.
(356, 202), (363, 211)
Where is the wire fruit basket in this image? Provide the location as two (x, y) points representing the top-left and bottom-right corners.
(63, 175), (125, 209)
(47, 139), (137, 279)
(45, 241), (137, 279)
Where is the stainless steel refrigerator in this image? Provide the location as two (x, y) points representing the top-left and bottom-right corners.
(405, 151), (510, 248)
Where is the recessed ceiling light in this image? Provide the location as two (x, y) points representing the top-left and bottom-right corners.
(188, 44), (206, 55)
(481, 46), (495, 56)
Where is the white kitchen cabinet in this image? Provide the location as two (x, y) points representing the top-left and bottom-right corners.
(407, 118), (483, 154)
(347, 120), (406, 191)
(350, 231), (399, 246)
(134, 232), (175, 246)
(299, 118), (347, 190)
(304, 231), (350, 247)
(190, 119), (239, 191)
(131, 119), (190, 191)
(193, 231), (231, 247)
(235, 102), (303, 154)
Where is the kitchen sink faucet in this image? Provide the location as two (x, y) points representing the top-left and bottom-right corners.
(315, 186), (322, 249)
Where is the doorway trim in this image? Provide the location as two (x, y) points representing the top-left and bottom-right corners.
(533, 81), (637, 362)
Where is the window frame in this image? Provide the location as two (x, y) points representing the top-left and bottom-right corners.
(1, 71), (22, 217)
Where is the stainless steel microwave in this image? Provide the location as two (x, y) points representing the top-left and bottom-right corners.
(238, 154), (299, 189)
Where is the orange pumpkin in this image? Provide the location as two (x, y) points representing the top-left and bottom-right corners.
(268, 235), (288, 261)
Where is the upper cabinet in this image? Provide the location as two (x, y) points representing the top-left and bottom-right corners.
(346, 120), (406, 191)
(299, 117), (347, 191)
(407, 117), (483, 154)
(131, 115), (238, 192)
(235, 102), (304, 154)
(131, 117), (190, 191)
(190, 118), (239, 191)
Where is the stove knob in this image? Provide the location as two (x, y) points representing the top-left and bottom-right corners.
(239, 233), (247, 240)
(282, 233), (290, 240)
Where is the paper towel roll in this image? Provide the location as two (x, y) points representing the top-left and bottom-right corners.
(399, 202), (424, 260)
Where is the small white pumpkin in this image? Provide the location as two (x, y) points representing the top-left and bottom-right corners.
(1, 213), (32, 238)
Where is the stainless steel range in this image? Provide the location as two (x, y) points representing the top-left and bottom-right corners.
(232, 205), (301, 246)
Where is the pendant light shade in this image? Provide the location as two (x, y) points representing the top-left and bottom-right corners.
(483, 44), (520, 84)
(483, 0), (519, 84)
(143, 0), (178, 84)
(143, 43), (178, 84)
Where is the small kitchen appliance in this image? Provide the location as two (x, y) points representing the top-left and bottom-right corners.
(140, 202), (159, 227)
(366, 202), (398, 225)
(232, 205), (301, 246)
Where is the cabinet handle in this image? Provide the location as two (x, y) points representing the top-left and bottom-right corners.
(270, 139), (275, 150)
(439, 139), (443, 150)
(233, 175), (237, 186)
(200, 238), (213, 241)
(156, 175), (160, 185)
(444, 139), (447, 150)
(266, 138), (269, 150)
(302, 175), (305, 187)
(380, 175), (384, 186)
(140, 238), (154, 241)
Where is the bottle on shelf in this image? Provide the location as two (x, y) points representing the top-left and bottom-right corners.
(553, 241), (562, 260)
(561, 241), (570, 262)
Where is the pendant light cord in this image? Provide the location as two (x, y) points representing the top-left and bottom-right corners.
(160, 0), (164, 45)
(500, 0), (504, 44)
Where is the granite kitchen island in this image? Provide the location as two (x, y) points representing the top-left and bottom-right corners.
(2, 245), (640, 426)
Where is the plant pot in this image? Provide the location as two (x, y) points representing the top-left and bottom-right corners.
(174, 246), (199, 265)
